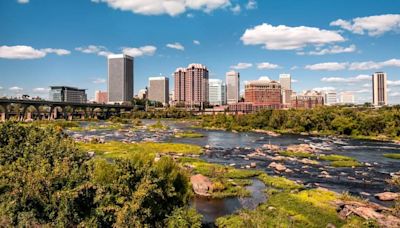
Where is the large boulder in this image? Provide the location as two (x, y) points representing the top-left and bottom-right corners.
(375, 192), (400, 201)
(268, 162), (287, 172)
(191, 174), (213, 196)
(287, 144), (316, 153)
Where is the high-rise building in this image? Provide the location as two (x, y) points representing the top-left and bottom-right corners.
(279, 74), (292, 105)
(108, 54), (134, 103)
(372, 72), (388, 106)
(208, 79), (226, 106)
(49, 86), (87, 103)
(322, 90), (337, 106)
(148, 77), (169, 106)
(226, 71), (240, 104)
(174, 67), (187, 103)
(173, 64), (209, 107)
(95, 90), (108, 104)
(340, 92), (355, 104)
(244, 77), (282, 108)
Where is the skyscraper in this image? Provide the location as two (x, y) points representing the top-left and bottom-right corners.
(372, 72), (388, 106)
(226, 71), (240, 104)
(108, 54), (134, 103)
(148, 76), (169, 106)
(208, 79), (226, 106)
(49, 86), (87, 103)
(174, 67), (186, 103)
(279, 74), (292, 105)
(174, 64), (209, 107)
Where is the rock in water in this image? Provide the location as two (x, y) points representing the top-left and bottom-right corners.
(190, 174), (213, 196)
(375, 192), (400, 201)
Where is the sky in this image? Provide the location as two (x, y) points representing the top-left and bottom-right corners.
(0, 0), (399, 103)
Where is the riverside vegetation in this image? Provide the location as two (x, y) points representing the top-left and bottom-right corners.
(2, 120), (400, 227)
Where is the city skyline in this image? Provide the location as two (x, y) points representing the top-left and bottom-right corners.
(0, 0), (400, 104)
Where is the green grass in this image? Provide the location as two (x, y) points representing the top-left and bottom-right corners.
(319, 154), (362, 167)
(216, 188), (370, 228)
(331, 160), (363, 167)
(257, 173), (303, 190)
(383, 153), (400, 159)
(68, 123), (123, 131)
(175, 131), (204, 138)
(279, 151), (316, 159)
(77, 141), (203, 159)
(148, 120), (169, 131)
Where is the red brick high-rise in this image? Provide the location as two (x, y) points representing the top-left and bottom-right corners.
(174, 64), (209, 107)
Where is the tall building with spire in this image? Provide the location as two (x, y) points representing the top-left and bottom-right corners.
(372, 72), (388, 106)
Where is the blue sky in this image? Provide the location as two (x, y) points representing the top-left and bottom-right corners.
(0, 0), (399, 103)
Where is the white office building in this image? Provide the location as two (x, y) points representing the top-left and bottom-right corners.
(148, 76), (169, 106)
(279, 74), (292, 105)
(209, 79), (226, 106)
(226, 71), (240, 104)
(340, 92), (355, 104)
(324, 91), (337, 105)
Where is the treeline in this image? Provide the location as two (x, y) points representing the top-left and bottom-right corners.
(0, 122), (201, 227)
(128, 107), (194, 119)
(200, 106), (400, 139)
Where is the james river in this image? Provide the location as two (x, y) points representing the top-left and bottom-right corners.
(68, 120), (400, 224)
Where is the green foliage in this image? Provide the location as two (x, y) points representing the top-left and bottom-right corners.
(166, 207), (203, 228)
(216, 189), (370, 228)
(257, 174), (303, 190)
(383, 153), (400, 159)
(130, 107), (194, 119)
(0, 122), (193, 227)
(319, 154), (355, 161)
(175, 131), (204, 138)
(148, 120), (169, 131)
(200, 106), (400, 139)
(331, 160), (363, 167)
(77, 141), (203, 158)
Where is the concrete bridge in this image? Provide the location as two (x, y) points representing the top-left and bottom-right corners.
(0, 98), (138, 121)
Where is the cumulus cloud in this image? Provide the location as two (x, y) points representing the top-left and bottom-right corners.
(230, 4), (241, 14)
(291, 79), (298, 83)
(302, 45), (356, 56)
(75, 45), (114, 57)
(321, 75), (371, 83)
(313, 87), (336, 92)
(91, 0), (231, 16)
(92, 78), (106, 84)
(241, 23), (345, 50)
(9, 86), (23, 92)
(388, 80), (400, 86)
(246, 0), (257, 10)
(122, 45), (157, 57)
(305, 62), (348, 71)
(17, 0), (29, 4)
(330, 14), (400, 36)
(0, 45), (70, 60)
(193, 40), (200, 45)
(230, 62), (252, 70)
(32, 88), (50, 94)
(349, 59), (400, 70)
(166, 42), (185, 51)
(257, 62), (280, 70)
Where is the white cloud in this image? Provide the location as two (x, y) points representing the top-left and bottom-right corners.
(193, 40), (201, 45)
(390, 92), (400, 97)
(9, 86), (23, 92)
(305, 62), (348, 71)
(75, 45), (114, 56)
(291, 79), (298, 83)
(246, 0), (257, 10)
(313, 87), (336, 92)
(290, 66), (298, 70)
(330, 14), (400, 36)
(93, 78), (106, 84)
(257, 62), (280, 70)
(0, 45), (70, 60)
(32, 88), (50, 94)
(349, 59), (400, 70)
(230, 4), (241, 14)
(42, 48), (71, 56)
(362, 83), (371, 88)
(321, 75), (371, 83)
(304, 44), (356, 56)
(17, 0), (29, 4)
(388, 80), (400, 86)
(123, 45), (157, 57)
(230, 62), (252, 70)
(166, 42), (185, 51)
(91, 0), (231, 16)
(241, 23), (345, 50)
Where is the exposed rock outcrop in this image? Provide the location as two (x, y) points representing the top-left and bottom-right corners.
(191, 174), (213, 196)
